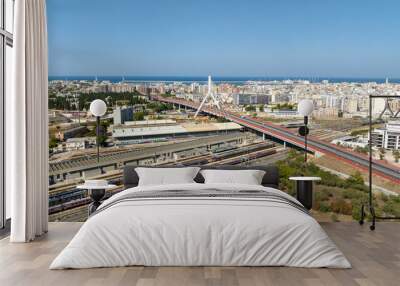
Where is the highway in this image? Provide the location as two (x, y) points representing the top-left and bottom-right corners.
(154, 96), (400, 184)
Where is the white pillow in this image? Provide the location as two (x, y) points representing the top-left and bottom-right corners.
(200, 169), (266, 185)
(135, 167), (200, 186)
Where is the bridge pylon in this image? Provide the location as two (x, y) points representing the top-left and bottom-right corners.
(195, 75), (221, 117)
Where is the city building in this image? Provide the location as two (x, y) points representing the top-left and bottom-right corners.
(331, 136), (368, 149)
(263, 108), (301, 118)
(113, 106), (134, 125)
(112, 120), (243, 142)
(371, 120), (400, 150)
(232, 93), (270, 105)
(65, 137), (96, 151)
(59, 126), (88, 140)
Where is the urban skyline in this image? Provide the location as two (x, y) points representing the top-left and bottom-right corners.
(47, 77), (400, 222)
(46, 0), (400, 223)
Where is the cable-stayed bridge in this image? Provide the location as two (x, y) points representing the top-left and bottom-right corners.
(152, 95), (400, 184)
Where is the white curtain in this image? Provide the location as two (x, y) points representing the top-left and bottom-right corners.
(8, 0), (48, 242)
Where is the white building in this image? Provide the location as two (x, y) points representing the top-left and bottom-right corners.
(113, 106), (134, 125)
(112, 120), (242, 142)
(371, 121), (400, 150)
(65, 137), (96, 152)
(331, 136), (368, 149)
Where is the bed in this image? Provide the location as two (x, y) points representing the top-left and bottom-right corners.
(50, 165), (351, 269)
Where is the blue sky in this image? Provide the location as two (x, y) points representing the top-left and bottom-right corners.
(47, 0), (400, 77)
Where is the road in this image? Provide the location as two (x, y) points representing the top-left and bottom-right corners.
(154, 96), (400, 184)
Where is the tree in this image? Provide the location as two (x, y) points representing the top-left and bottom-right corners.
(146, 102), (173, 113)
(245, 105), (256, 112)
(258, 105), (264, 112)
(134, 111), (145, 121)
(379, 147), (386, 160)
(49, 136), (59, 149)
(354, 146), (368, 155)
(344, 171), (367, 191)
(393, 150), (400, 163)
(97, 121), (110, 147)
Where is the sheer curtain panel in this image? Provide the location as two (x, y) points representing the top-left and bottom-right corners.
(8, 0), (48, 242)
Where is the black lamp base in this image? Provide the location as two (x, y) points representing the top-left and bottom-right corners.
(88, 189), (105, 215)
(296, 180), (313, 210)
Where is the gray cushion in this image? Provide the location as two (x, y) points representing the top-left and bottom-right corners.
(123, 165), (279, 189)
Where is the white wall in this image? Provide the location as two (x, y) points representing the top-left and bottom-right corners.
(5, 44), (13, 219)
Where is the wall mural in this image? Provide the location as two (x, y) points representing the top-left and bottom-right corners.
(47, 76), (400, 222)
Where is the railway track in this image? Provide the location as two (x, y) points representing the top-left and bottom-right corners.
(212, 147), (279, 165)
(49, 144), (281, 216)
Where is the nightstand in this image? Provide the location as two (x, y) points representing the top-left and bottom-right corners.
(289, 177), (321, 210)
(77, 180), (116, 215)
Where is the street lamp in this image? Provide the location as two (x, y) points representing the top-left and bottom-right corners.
(298, 99), (314, 162)
(90, 99), (107, 163)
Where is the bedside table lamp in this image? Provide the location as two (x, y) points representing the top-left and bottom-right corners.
(298, 99), (314, 162)
(90, 99), (107, 163)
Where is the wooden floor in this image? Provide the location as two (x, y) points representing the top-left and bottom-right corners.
(0, 222), (399, 286)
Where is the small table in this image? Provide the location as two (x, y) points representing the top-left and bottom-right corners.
(289, 177), (321, 210)
(77, 182), (116, 215)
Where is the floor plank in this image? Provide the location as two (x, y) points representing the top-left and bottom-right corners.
(0, 222), (399, 286)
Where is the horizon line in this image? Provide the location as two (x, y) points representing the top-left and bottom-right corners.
(48, 75), (398, 79)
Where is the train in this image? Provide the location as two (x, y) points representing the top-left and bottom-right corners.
(212, 142), (274, 160)
(211, 144), (238, 154)
(49, 189), (87, 207)
(49, 176), (124, 214)
(214, 148), (277, 165)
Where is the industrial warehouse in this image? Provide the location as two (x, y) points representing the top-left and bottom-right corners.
(112, 119), (243, 144)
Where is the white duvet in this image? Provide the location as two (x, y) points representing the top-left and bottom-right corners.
(50, 183), (351, 269)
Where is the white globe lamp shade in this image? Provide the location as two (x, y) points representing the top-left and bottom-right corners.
(298, 99), (314, 116)
(90, 99), (107, 117)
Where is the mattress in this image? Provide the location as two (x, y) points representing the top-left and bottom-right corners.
(50, 183), (351, 269)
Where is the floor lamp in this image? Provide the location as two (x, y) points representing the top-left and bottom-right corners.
(359, 94), (400, 230)
(298, 99), (315, 162)
(89, 99), (107, 164)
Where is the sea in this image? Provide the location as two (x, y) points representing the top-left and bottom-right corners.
(48, 76), (400, 85)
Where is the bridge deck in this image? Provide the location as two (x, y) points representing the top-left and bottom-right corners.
(155, 96), (400, 183)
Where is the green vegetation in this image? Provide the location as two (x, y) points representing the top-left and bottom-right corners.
(276, 150), (400, 221)
(244, 105), (256, 112)
(354, 146), (369, 155)
(98, 121), (110, 146)
(48, 92), (146, 110)
(146, 102), (174, 113)
(82, 121), (110, 146)
(48, 91), (176, 122)
(133, 111), (145, 121)
(271, 103), (296, 111)
(49, 136), (59, 149)
(216, 117), (230, 123)
(379, 148), (386, 160)
(350, 129), (368, 136)
(393, 150), (400, 163)
(160, 91), (174, 97)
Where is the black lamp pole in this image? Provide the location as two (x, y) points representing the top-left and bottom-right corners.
(304, 116), (308, 163)
(96, 116), (100, 163)
(368, 96), (373, 212)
